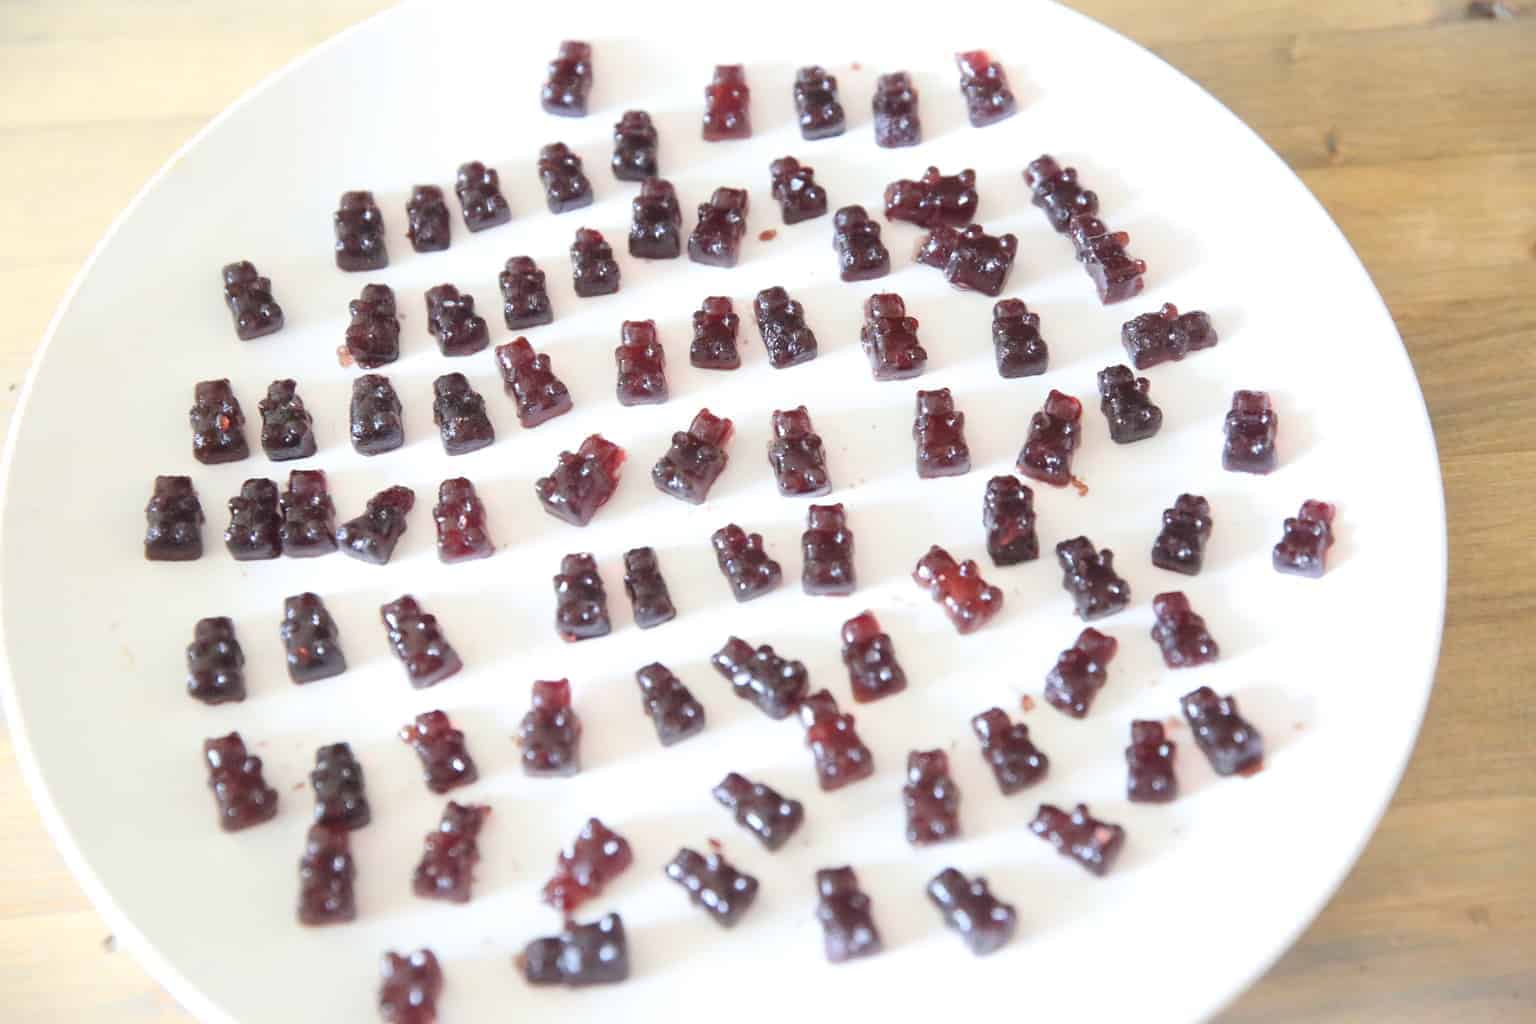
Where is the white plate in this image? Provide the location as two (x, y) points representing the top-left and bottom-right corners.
(0, 1), (1446, 1021)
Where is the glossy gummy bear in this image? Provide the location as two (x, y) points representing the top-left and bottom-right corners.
(537, 142), (593, 214)
(453, 160), (510, 231)
(860, 293), (926, 380)
(800, 689), (875, 791)
(190, 379), (248, 465)
(553, 554), (610, 642)
(636, 662), (704, 744)
(832, 205), (890, 281)
(414, 801), (489, 903)
(297, 824), (355, 925)
(690, 296), (740, 369)
(425, 284), (489, 357)
(1273, 500), (1336, 577)
(753, 287), (819, 368)
(311, 742), (370, 830)
(497, 256), (554, 330)
(872, 71), (920, 147)
(381, 596), (463, 688)
(840, 611), (906, 703)
(399, 710), (476, 792)
(767, 405), (830, 495)
(913, 545), (1003, 633)
(145, 475), (204, 561)
(794, 65), (844, 139)
(713, 772), (804, 850)
(258, 379), (315, 461)
(1024, 155), (1098, 232)
(954, 49), (1016, 126)
(333, 190), (387, 271)
(406, 185), (451, 252)
(983, 475), (1038, 566)
(431, 373), (494, 455)
(1121, 303), (1217, 369)
(1030, 803), (1125, 876)
(521, 914), (629, 988)
(927, 868), (1015, 955)
(1223, 390), (1279, 473)
(222, 261), (283, 340)
(570, 227), (621, 297)
(630, 177), (682, 259)
(1018, 389), (1083, 486)
(536, 434), (626, 526)
(802, 503), (855, 595)
(815, 867), (882, 963)
(915, 223), (1017, 296)
(1127, 720), (1177, 802)
(972, 708), (1048, 793)
(651, 409), (733, 504)
(1044, 627), (1119, 717)
(711, 636), (808, 720)
(204, 731), (278, 831)
(1152, 494), (1213, 576)
(769, 156), (828, 224)
(1069, 214), (1146, 304)
(612, 110), (658, 181)
(913, 388), (970, 478)
(712, 524), (782, 602)
(1098, 364), (1162, 444)
(904, 749), (961, 844)
(433, 477), (493, 563)
(623, 548), (676, 628)
(349, 374), (404, 456)
(495, 337), (571, 427)
(279, 469), (336, 558)
(1150, 592), (1220, 668)
(224, 478), (279, 560)
(615, 319), (669, 405)
(378, 949), (441, 1024)
(541, 41), (592, 116)
(702, 65), (750, 141)
(665, 848), (758, 926)
(688, 187), (749, 267)
(186, 617), (245, 705)
(884, 167), (977, 228)
(543, 818), (631, 913)
(1182, 686), (1264, 776)
(281, 592), (346, 684)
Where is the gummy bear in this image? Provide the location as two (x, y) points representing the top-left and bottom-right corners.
(433, 477), (493, 563)
(221, 261), (283, 340)
(381, 596), (463, 688)
(1152, 493), (1212, 576)
(629, 177), (682, 259)
(913, 388), (970, 478)
(1223, 390), (1279, 474)
(860, 292), (926, 380)
(903, 749), (960, 844)
(431, 373), (494, 455)
(612, 110), (658, 181)
(495, 337), (571, 428)
(536, 142), (593, 214)
(454, 160), (510, 232)
(406, 185), (451, 252)
(711, 636), (808, 720)
(1097, 364), (1162, 444)
(623, 548), (677, 629)
(345, 285), (400, 368)
(972, 708), (1048, 793)
(145, 475), (204, 561)
(688, 187), (749, 268)
(913, 545), (1003, 633)
(553, 554), (610, 642)
(497, 256), (554, 330)
(884, 167), (977, 228)
(1029, 803), (1125, 876)
(186, 617), (245, 704)
(536, 434), (626, 526)
(1121, 303), (1217, 369)
(190, 379), (248, 465)
(349, 374), (404, 456)
(690, 295), (740, 369)
(702, 65), (750, 141)
(1018, 389), (1083, 487)
(840, 611), (906, 703)
(615, 319), (669, 406)
(1056, 536), (1131, 620)
(769, 156), (828, 224)
(711, 523), (782, 602)
(712, 772), (803, 849)
(872, 71), (921, 147)
(223, 478), (279, 560)
(802, 503), (855, 595)
(793, 65), (845, 139)
(281, 592), (347, 684)
(753, 286), (819, 368)
(519, 678), (582, 776)
(334, 190), (386, 271)
(1273, 499), (1335, 578)
(651, 409), (733, 504)
(767, 405), (830, 495)
(800, 689), (875, 791)
(1044, 627), (1119, 717)
(1150, 591), (1220, 668)
(832, 205), (890, 282)
(541, 40), (592, 116)
(398, 710), (476, 792)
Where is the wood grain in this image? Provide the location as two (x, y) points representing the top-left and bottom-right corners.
(1, 3), (1532, 1021)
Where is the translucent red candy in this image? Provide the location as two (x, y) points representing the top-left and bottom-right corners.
(204, 731), (278, 831)
(145, 475), (203, 561)
(1273, 499), (1336, 578)
(832, 205), (890, 281)
(1024, 155), (1098, 232)
(334, 190), (387, 271)
(554, 553), (610, 642)
(543, 816), (631, 911)
(537, 142), (592, 213)
(767, 405), (830, 495)
(799, 689), (875, 791)
(1121, 303), (1217, 369)
(1127, 720), (1177, 802)
(258, 379), (315, 461)
(224, 478), (278, 560)
(350, 374), (404, 456)
(187, 617), (244, 705)
(883, 167), (978, 228)
(519, 679), (581, 776)
(297, 824), (355, 925)
(753, 286), (819, 368)
(623, 548), (677, 629)
(913, 388), (970, 478)
(971, 707), (1048, 793)
(1098, 364), (1162, 444)
(190, 378), (248, 465)
(652, 409), (733, 504)
(983, 475), (1038, 566)
(1030, 803), (1125, 876)
(794, 65), (845, 139)
(955, 49), (1016, 126)
(630, 177), (682, 259)
(433, 478), (493, 563)
(615, 319), (669, 405)
(861, 293), (926, 380)
(904, 749), (961, 844)
(537, 434), (626, 526)
(311, 742), (369, 830)
(688, 187), (749, 267)
(454, 161), (510, 232)
(769, 156), (828, 224)
(927, 868), (1015, 956)
(541, 40), (592, 117)
(712, 524), (782, 602)
(913, 545), (1003, 633)
(521, 914), (629, 988)
(872, 71), (921, 148)
(281, 592), (347, 684)
(399, 710), (477, 793)
(378, 949), (441, 1024)
(570, 227), (621, 296)
(612, 110), (658, 181)
(1044, 627), (1119, 717)
(815, 867), (882, 963)
(1018, 389), (1082, 486)
(802, 503), (855, 595)
(690, 296), (740, 369)
(915, 223), (1017, 296)
(1223, 390), (1279, 473)
(1153, 493), (1212, 576)
(666, 848), (758, 926)
(406, 185), (451, 253)
(280, 469), (336, 558)
(702, 64), (751, 141)
(222, 261), (283, 340)
(381, 596), (463, 688)
(495, 337), (571, 428)
(1182, 686), (1264, 776)
(713, 772), (804, 850)
(498, 256), (554, 329)
(636, 662), (704, 744)
(414, 801), (489, 903)
(840, 611), (906, 703)
(711, 636), (809, 719)
(425, 284), (489, 357)
(432, 373), (494, 454)
(1150, 592), (1220, 668)
(1068, 214), (1146, 304)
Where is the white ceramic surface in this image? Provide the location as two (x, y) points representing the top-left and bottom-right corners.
(0, 1), (1446, 1021)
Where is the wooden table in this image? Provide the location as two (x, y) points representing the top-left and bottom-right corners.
(1, 2), (1532, 1020)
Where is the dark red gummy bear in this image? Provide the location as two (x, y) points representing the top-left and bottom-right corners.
(381, 596), (463, 688)
(913, 545), (1002, 633)
(1122, 303), (1217, 369)
(190, 379), (248, 465)
(767, 406), (830, 495)
(433, 477), (493, 563)
(519, 678), (581, 776)
(832, 205), (890, 282)
(702, 65), (750, 141)
(815, 867), (881, 963)
(769, 156), (828, 224)
(612, 110), (658, 181)
(454, 161), (510, 231)
(378, 949), (441, 1024)
(425, 284), (488, 357)
(145, 475), (203, 561)
(1153, 494), (1213, 576)
(297, 824), (355, 926)
(793, 65), (844, 139)
(337, 485), (414, 565)
(406, 185), (451, 252)
(224, 478), (278, 560)
(623, 548), (676, 629)
(615, 319), (669, 405)
(541, 40), (592, 116)
(280, 469), (336, 557)
(495, 337), (571, 427)
(1030, 803), (1125, 876)
(399, 710), (476, 793)
(258, 379), (315, 461)
(414, 801), (489, 903)
(1069, 214), (1146, 304)
(636, 662), (704, 744)
(1044, 627), (1119, 717)
(983, 475), (1038, 566)
(570, 227), (620, 297)
(204, 731), (277, 831)
(665, 848), (758, 926)
(187, 617), (244, 705)
(690, 296), (740, 369)
(431, 373), (494, 454)
(554, 553), (610, 641)
(800, 689), (874, 791)
(630, 177), (682, 259)
(884, 167), (977, 228)
(1018, 389), (1082, 487)
(537, 142), (593, 214)
(1182, 686), (1264, 776)
(955, 49), (1016, 126)
(711, 636), (808, 720)
(712, 524), (782, 602)
(1273, 500), (1336, 578)
(1150, 592), (1220, 668)
(543, 817), (631, 911)
(1127, 720), (1177, 803)
(841, 611), (906, 703)
(222, 261), (283, 340)
(1024, 155), (1098, 233)
(1098, 364), (1162, 444)
(802, 503), (855, 595)
(346, 284), (400, 368)
(537, 434), (625, 526)
(753, 287), (819, 368)
(311, 742), (369, 830)
(349, 374), (404, 456)
(1223, 390), (1279, 473)
(688, 187), (749, 267)
(498, 256), (554, 329)
(917, 223), (1018, 296)
(334, 190), (387, 271)
(521, 914), (629, 987)
(872, 71), (921, 147)
(281, 592), (347, 684)
(861, 293), (926, 380)
(913, 388), (970, 478)
(927, 868), (1015, 955)
(904, 749), (960, 844)
(651, 409), (733, 504)
(713, 772), (803, 850)
(972, 708), (1048, 793)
